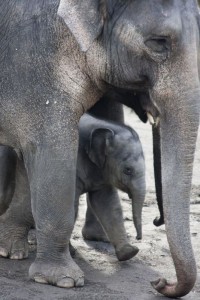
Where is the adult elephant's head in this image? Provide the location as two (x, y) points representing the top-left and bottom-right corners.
(58, 1), (200, 297)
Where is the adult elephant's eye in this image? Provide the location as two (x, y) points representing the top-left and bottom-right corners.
(145, 36), (170, 54)
(123, 167), (133, 176)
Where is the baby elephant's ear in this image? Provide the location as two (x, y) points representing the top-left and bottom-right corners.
(58, 0), (106, 52)
(87, 128), (114, 168)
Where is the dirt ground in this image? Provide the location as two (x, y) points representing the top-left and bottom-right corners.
(0, 107), (199, 300)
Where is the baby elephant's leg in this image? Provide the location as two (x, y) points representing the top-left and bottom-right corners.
(88, 187), (139, 261)
(82, 193), (109, 242)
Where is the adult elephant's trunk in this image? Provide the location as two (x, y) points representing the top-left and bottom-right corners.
(152, 125), (164, 226)
(151, 88), (200, 298)
(130, 176), (146, 240)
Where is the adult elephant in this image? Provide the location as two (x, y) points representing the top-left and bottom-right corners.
(0, 0), (199, 298)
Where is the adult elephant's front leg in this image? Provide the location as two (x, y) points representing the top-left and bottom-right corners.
(25, 138), (84, 288)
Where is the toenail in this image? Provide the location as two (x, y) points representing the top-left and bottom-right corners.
(57, 278), (74, 288)
(34, 276), (48, 284)
(0, 248), (8, 257)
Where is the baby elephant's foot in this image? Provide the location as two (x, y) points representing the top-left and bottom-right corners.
(115, 244), (139, 261)
(0, 226), (28, 259)
(29, 257), (84, 288)
(136, 233), (142, 240)
(82, 224), (109, 242)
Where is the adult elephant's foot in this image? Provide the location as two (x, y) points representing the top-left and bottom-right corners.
(0, 223), (29, 259)
(29, 256), (84, 288)
(115, 243), (139, 261)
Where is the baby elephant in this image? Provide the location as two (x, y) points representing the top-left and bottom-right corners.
(0, 114), (145, 262)
(75, 114), (146, 261)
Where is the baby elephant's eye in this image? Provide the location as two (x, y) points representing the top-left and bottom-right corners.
(123, 167), (134, 176)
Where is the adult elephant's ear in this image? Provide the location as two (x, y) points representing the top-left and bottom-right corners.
(86, 128), (114, 168)
(58, 0), (106, 52)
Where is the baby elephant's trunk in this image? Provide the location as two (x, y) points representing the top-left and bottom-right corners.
(130, 176), (146, 240)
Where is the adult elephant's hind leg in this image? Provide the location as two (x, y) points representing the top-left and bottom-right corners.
(26, 138), (84, 288)
(0, 156), (33, 259)
(0, 146), (17, 215)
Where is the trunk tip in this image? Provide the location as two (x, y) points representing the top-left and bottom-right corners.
(153, 216), (164, 227)
(151, 277), (195, 298)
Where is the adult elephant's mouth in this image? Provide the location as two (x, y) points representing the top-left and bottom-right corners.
(106, 77), (151, 93)
(102, 87), (159, 124)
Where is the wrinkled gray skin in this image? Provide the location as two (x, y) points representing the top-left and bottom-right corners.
(0, 0), (200, 297)
(75, 114), (146, 261)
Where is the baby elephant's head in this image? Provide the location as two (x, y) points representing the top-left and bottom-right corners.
(87, 125), (146, 240)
